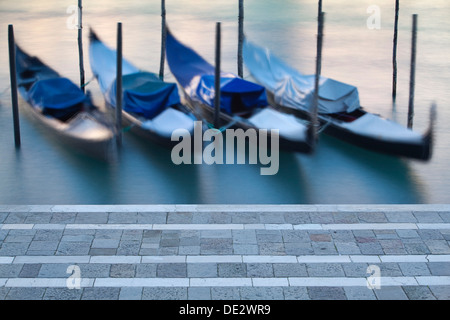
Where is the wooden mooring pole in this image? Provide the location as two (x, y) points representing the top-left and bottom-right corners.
(407, 14), (418, 129)
(237, 0), (244, 78)
(311, 12), (324, 143)
(159, 0), (166, 80)
(392, 0), (399, 104)
(8, 24), (21, 148)
(116, 22), (123, 146)
(317, 0), (323, 75)
(214, 22), (222, 129)
(78, 0), (85, 92)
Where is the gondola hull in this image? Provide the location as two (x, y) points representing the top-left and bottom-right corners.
(89, 30), (198, 150)
(181, 93), (314, 154)
(106, 101), (193, 149)
(20, 100), (116, 159)
(15, 46), (115, 161)
(165, 28), (315, 154)
(244, 39), (434, 161)
(268, 92), (432, 161)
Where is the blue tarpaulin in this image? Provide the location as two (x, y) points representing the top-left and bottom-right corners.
(243, 39), (360, 114)
(108, 72), (181, 119)
(165, 30), (268, 114)
(28, 78), (86, 110)
(89, 37), (181, 120)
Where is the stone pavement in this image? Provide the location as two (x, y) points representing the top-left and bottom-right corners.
(0, 204), (449, 300)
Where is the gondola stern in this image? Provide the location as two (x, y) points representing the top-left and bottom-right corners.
(89, 28), (100, 43)
(305, 119), (319, 154)
(419, 102), (437, 161)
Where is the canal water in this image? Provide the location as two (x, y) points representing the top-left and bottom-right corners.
(0, 0), (449, 204)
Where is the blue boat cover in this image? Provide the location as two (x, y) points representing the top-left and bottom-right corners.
(166, 30), (268, 114)
(108, 72), (181, 119)
(28, 78), (86, 110)
(89, 38), (181, 119)
(243, 39), (360, 114)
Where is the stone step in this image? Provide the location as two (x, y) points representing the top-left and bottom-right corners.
(0, 205), (449, 300)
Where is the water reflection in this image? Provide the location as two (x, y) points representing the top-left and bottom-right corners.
(1, 0), (448, 204)
(54, 149), (121, 204)
(307, 134), (426, 204)
(122, 133), (201, 204)
(194, 141), (310, 204)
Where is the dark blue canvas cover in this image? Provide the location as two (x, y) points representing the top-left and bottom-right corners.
(166, 30), (268, 114)
(108, 72), (181, 119)
(89, 36), (182, 120)
(28, 78), (86, 111)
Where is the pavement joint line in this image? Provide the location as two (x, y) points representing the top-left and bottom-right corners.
(350, 255), (381, 263)
(13, 256), (91, 264)
(4, 255), (450, 264)
(142, 256), (187, 263)
(379, 255), (428, 263)
(4, 278), (95, 288)
(417, 223), (450, 230)
(152, 224), (245, 230)
(321, 223), (419, 230)
(186, 255), (242, 263)
(296, 256), (352, 263)
(32, 224), (66, 230)
(1, 222), (449, 231)
(189, 278), (253, 287)
(1, 276), (450, 288)
(252, 278), (290, 287)
(242, 256), (298, 263)
(94, 278), (190, 288)
(287, 277), (368, 287)
(1, 204), (450, 213)
(1, 224), (34, 230)
(426, 255), (450, 262)
(0, 257), (14, 264)
(416, 276), (450, 286)
(89, 256), (142, 264)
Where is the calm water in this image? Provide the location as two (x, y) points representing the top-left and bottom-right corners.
(0, 0), (449, 204)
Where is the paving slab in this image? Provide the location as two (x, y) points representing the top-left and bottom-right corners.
(0, 205), (449, 300)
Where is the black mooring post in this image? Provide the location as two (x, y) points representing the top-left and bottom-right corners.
(392, 0), (399, 104)
(311, 12), (324, 144)
(159, 0), (166, 80)
(317, 0), (323, 75)
(408, 14), (418, 129)
(78, 0), (85, 92)
(238, 0), (244, 78)
(116, 22), (123, 146)
(8, 24), (21, 148)
(214, 22), (222, 129)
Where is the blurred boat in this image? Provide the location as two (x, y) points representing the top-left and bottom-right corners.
(165, 28), (315, 153)
(15, 45), (115, 160)
(243, 38), (435, 161)
(89, 29), (197, 148)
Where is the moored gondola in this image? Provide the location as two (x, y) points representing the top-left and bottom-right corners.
(165, 27), (315, 154)
(15, 45), (115, 160)
(89, 29), (198, 148)
(243, 38), (434, 161)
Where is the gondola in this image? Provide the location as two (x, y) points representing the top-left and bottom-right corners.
(243, 38), (435, 161)
(165, 28), (315, 154)
(15, 45), (115, 160)
(89, 29), (197, 148)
